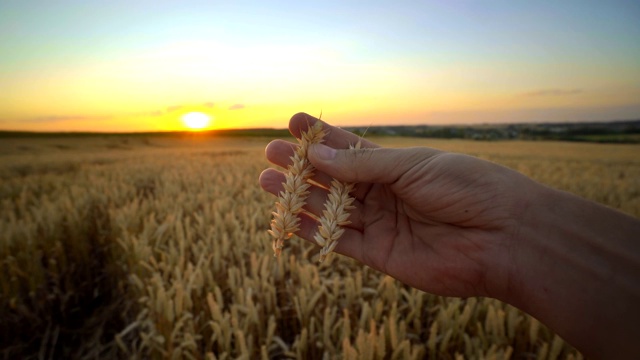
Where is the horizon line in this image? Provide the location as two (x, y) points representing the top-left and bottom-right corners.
(1, 117), (639, 136)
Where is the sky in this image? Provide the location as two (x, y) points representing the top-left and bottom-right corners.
(1, 0), (639, 132)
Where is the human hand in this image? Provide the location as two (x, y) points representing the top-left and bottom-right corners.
(260, 113), (535, 299)
(261, 113), (640, 358)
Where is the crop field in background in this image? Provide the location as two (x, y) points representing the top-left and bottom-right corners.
(1, 134), (638, 359)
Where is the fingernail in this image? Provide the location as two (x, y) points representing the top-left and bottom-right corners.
(313, 143), (337, 161)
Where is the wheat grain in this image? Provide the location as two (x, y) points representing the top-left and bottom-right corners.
(3, 135), (602, 358)
(315, 178), (356, 261)
(315, 141), (359, 262)
(268, 121), (326, 257)
(268, 120), (359, 261)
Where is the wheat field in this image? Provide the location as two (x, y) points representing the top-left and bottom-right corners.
(1, 134), (638, 359)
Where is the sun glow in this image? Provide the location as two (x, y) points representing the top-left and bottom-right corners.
(181, 112), (212, 130)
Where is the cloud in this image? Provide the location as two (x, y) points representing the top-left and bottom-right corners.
(19, 115), (114, 123)
(169, 103), (216, 111)
(166, 105), (183, 112)
(522, 88), (583, 97)
(129, 110), (163, 117)
(228, 104), (245, 110)
(16, 110), (165, 124)
(13, 102), (241, 126)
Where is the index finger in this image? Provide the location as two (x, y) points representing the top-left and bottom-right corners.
(289, 112), (380, 150)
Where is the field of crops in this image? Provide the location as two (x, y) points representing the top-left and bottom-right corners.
(1, 134), (638, 359)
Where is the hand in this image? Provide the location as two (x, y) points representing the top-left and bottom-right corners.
(260, 113), (534, 298)
(260, 113), (640, 358)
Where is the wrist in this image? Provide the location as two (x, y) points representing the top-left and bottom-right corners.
(503, 181), (640, 358)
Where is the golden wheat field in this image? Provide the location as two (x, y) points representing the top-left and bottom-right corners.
(1, 134), (639, 359)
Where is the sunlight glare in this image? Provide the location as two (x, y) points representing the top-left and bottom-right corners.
(181, 112), (211, 130)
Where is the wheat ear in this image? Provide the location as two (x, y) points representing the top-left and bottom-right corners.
(268, 121), (326, 257)
(315, 141), (360, 262)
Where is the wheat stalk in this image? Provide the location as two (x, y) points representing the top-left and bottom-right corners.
(267, 119), (359, 261)
(268, 121), (326, 257)
(314, 142), (359, 262)
(6, 135), (590, 358)
(314, 178), (356, 262)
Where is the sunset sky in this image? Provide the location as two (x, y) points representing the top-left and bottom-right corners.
(1, 1), (639, 132)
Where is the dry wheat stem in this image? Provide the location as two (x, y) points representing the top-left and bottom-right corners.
(315, 142), (359, 262)
(268, 121), (326, 257)
(315, 179), (356, 262)
(4, 136), (592, 358)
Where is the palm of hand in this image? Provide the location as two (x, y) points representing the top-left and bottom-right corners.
(261, 115), (523, 298)
(351, 151), (518, 297)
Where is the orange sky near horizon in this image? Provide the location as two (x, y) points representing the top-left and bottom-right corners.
(1, 1), (639, 132)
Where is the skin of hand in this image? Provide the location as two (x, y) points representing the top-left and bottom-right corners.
(261, 113), (533, 298)
(259, 113), (640, 358)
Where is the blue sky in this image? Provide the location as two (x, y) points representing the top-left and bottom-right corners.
(1, 0), (639, 131)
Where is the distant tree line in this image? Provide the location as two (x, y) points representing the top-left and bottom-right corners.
(346, 119), (640, 143)
(2, 120), (638, 143)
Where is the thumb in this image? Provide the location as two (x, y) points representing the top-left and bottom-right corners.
(308, 143), (441, 184)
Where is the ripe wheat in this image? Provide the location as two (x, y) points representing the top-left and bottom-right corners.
(315, 141), (360, 262)
(268, 120), (358, 261)
(315, 178), (356, 261)
(268, 121), (325, 256)
(3, 134), (626, 358)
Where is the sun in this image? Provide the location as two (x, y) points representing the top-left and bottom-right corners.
(181, 112), (212, 130)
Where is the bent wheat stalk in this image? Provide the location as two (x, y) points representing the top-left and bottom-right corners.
(315, 179), (356, 262)
(315, 142), (359, 262)
(268, 120), (360, 261)
(268, 121), (325, 257)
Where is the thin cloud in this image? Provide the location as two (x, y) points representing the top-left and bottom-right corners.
(228, 104), (245, 110)
(522, 88), (583, 97)
(169, 103), (216, 110)
(24, 103), (238, 125)
(149, 110), (163, 117)
(20, 115), (114, 123)
(128, 110), (163, 117)
(18, 110), (163, 124)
